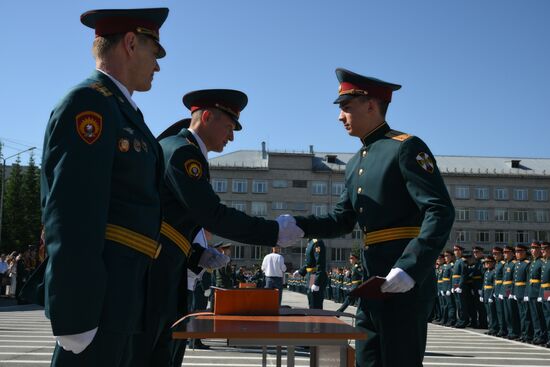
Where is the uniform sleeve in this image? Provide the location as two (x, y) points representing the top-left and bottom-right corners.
(42, 88), (115, 335)
(165, 146), (278, 246)
(393, 137), (455, 285)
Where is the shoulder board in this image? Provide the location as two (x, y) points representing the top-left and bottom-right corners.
(89, 82), (113, 97)
(185, 138), (200, 150)
(512, 260), (517, 263)
(385, 129), (413, 142)
(524, 260), (530, 263)
(450, 262), (454, 265)
(501, 261), (505, 264)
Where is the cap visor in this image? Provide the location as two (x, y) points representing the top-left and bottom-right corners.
(333, 94), (355, 104)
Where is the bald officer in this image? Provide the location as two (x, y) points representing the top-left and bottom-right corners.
(287, 68), (455, 367)
(30, 8), (169, 367)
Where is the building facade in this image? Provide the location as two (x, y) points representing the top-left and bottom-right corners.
(208, 144), (550, 271)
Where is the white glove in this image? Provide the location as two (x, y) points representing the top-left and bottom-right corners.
(450, 288), (455, 293)
(547, 296), (550, 302)
(445, 290), (451, 296)
(523, 296), (529, 302)
(56, 327), (97, 354)
(479, 297), (484, 302)
(488, 298), (493, 303)
(381, 268), (415, 293)
(440, 290), (444, 296)
(513, 295), (517, 300)
(311, 284), (320, 292)
(198, 247), (230, 269)
(293, 270), (300, 277)
(455, 288), (462, 294)
(276, 215), (304, 247)
(537, 297), (542, 303)
(204, 289), (211, 297)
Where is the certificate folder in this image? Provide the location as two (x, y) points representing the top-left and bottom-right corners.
(349, 276), (392, 300)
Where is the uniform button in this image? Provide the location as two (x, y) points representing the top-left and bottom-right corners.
(357, 187), (362, 194)
(359, 168), (364, 175)
(359, 207), (364, 213)
(362, 151), (367, 157)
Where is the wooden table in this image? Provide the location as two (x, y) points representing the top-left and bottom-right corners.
(172, 314), (366, 367)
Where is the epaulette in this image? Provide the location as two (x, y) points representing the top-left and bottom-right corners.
(385, 129), (413, 142)
(89, 82), (113, 97)
(185, 138), (199, 150)
(512, 260), (517, 263)
(501, 261), (505, 264)
(524, 260), (530, 263)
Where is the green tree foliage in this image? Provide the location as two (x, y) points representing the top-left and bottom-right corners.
(22, 153), (41, 247)
(2, 156), (25, 251)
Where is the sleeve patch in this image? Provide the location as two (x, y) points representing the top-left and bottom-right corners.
(184, 159), (203, 179)
(76, 111), (103, 144)
(416, 152), (434, 173)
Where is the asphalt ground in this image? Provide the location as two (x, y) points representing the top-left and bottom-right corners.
(1, 292), (549, 366)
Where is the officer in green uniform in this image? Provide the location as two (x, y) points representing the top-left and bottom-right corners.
(472, 246), (487, 328)
(492, 246), (508, 337)
(528, 241), (548, 345)
(452, 245), (469, 328)
(128, 90), (303, 367)
(295, 239), (328, 309)
(338, 253), (363, 312)
(24, 8), (170, 367)
(289, 68), (455, 367)
(442, 251), (456, 327)
(482, 256), (498, 335)
(503, 246), (521, 340)
(539, 242), (550, 347)
(434, 254), (445, 323)
(214, 242), (235, 289)
(513, 244), (533, 342)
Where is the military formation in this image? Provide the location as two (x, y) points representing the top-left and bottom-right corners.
(434, 241), (550, 347)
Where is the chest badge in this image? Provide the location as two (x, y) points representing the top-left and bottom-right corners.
(184, 159), (203, 179)
(123, 127), (135, 135)
(133, 139), (142, 152)
(142, 140), (148, 153)
(118, 138), (130, 152)
(76, 111), (102, 145)
(416, 152), (435, 173)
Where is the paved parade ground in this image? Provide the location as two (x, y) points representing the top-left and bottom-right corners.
(1, 291), (550, 367)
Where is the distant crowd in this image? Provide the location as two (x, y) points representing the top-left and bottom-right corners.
(0, 245), (41, 301)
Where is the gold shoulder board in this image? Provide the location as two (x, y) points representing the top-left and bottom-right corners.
(385, 129), (412, 142)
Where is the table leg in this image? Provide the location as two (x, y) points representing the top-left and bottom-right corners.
(310, 346), (318, 367)
(287, 346), (295, 367)
(262, 346), (267, 367)
(276, 346), (282, 367)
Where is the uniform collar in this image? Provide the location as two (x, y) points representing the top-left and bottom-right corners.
(188, 128), (208, 159)
(360, 121), (390, 147)
(96, 69), (138, 111)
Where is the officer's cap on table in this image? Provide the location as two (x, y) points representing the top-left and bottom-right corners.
(182, 89), (247, 131)
(157, 118), (191, 141)
(213, 241), (232, 249)
(81, 8), (169, 58)
(334, 68), (401, 104)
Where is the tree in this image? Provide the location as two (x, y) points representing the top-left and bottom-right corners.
(2, 156), (26, 252)
(22, 152), (41, 247)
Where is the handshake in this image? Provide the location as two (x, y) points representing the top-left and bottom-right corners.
(276, 214), (304, 247)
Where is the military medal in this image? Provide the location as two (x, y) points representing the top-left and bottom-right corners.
(75, 111), (102, 144)
(118, 138), (130, 152)
(133, 139), (142, 152)
(142, 140), (148, 152)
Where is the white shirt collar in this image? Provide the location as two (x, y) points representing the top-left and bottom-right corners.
(96, 69), (138, 111)
(188, 128), (208, 159)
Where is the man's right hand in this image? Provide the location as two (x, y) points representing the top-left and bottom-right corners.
(56, 327), (98, 354)
(276, 215), (304, 247)
(198, 247), (230, 269)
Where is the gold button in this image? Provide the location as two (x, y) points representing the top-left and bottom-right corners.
(362, 151), (367, 157)
(154, 244), (163, 259)
(359, 168), (364, 175)
(357, 187), (362, 194)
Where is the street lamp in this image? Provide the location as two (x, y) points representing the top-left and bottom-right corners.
(0, 146), (37, 247)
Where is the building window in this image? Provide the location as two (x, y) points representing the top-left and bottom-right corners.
(312, 181), (328, 195)
(272, 201), (286, 210)
(232, 179), (248, 193)
(351, 229), (363, 240)
(292, 180), (307, 188)
(233, 245), (245, 259)
(516, 230), (529, 244)
(212, 179), (227, 193)
(534, 189), (549, 201)
(495, 208), (508, 222)
(332, 182), (345, 196)
(474, 187), (489, 200)
(312, 204), (327, 216)
(272, 179), (288, 188)
(231, 201), (246, 212)
(331, 248), (346, 262)
(495, 188), (508, 201)
(535, 210), (550, 223)
(476, 231), (490, 243)
(455, 186), (470, 200)
(456, 208), (470, 222)
(535, 231), (549, 242)
(292, 202), (307, 211)
(495, 230), (509, 244)
(455, 230), (470, 243)
(475, 209), (489, 222)
(251, 202), (267, 216)
(252, 180), (267, 194)
(252, 245), (262, 260)
(511, 210), (528, 222)
(513, 188), (528, 201)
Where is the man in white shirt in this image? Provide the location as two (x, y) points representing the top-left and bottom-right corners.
(262, 247), (287, 305)
(0, 254), (8, 295)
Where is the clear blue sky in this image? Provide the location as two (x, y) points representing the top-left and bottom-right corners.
(1, 0), (549, 165)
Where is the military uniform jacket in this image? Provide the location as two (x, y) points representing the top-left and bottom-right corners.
(503, 260), (516, 297)
(215, 264), (234, 289)
(295, 122), (455, 302)
(540, 259), (550, 299)
(452, 259), (466, 289)
(298, 240), (328, 288)
(494, 260), (506, 297)
(159, 128), (278, 268)
(527, 257), (543, 299)
(441, 263), (453, 293)
(350, 263), (363, 291)
(471, 260), (484, 291)
(513, 259), (530, 299)
(41, 70), (163, 335)
(483, 268), (495, 302)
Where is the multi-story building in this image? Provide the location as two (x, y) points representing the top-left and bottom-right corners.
(208, 143), (550, 270)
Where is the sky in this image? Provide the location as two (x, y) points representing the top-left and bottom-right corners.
(1, 0), (549, 165)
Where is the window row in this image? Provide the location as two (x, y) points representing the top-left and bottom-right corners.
(452, 186), (548, 201)
(454, 230), (549, 244)
(212, 178), (345, 195)
(455, 208), (550, 223)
